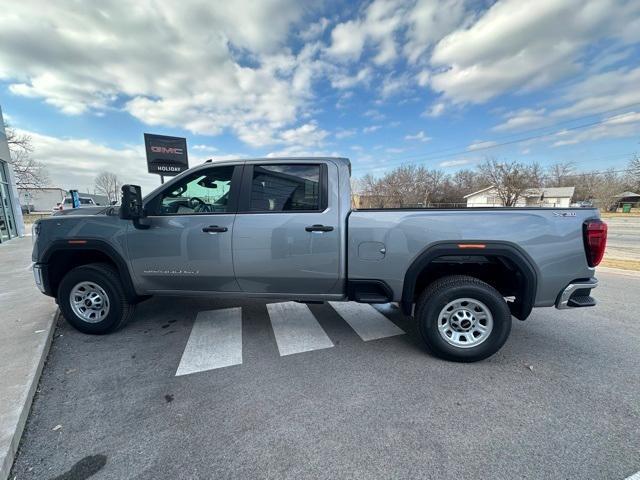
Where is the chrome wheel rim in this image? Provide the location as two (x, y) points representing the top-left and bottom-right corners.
(69, 281), (110, 323)
(437, 298), (493, 348)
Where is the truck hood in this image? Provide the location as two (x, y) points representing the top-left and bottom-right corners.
(53, 206), (114, 216)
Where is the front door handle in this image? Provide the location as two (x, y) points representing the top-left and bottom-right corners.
(202, 225), (228, 233)
(305, 224), (334, 232)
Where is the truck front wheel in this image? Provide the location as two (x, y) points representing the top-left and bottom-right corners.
(415, 275), (512, 362)
(57, 263), (135, 334)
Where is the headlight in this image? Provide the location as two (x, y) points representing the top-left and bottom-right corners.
(32, 220), (40, 243)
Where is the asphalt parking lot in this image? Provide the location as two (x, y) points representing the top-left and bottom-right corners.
(10, 271), (640, 480)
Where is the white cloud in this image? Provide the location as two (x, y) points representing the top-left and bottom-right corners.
(492, 108), (547, 132)
(424, 102), (446, 117)
(326, 0), (407, 65)
(552, 66), (640, 119)
(327, 20), (367, 60)
(278, 122), (329, 147)
(552, 111), (640, 146)
(363, 125), (382, 133)
(385, 147), (405, 153)
(364, 109), (386, 120)
(335, 128), (357, 139)
(329, 67), (372, 89)
(430, 0), (640, 103)
(439, 158), (474, 167)
(403, 0), (470, 64)
(380, 74), (412, 98)
(193, 144), (218, 152)
(0, 0), (328, 148)
(17, 129), (158, 192)
(300, 17), (330, 41)
(404, 130), (431, 142)
(492, 66), (640, 136)
(467, 140), (498, 151)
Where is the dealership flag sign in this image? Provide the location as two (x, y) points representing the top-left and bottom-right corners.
(144, 133), (189, 176)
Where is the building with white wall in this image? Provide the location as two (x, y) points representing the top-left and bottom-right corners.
(18, 187), (67, 212)
(465, 186), (575, 208)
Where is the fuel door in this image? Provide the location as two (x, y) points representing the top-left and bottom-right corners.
(358, 241), (386, 261)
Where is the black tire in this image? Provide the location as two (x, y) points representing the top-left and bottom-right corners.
(57, 263), (135, 334)
(415, 275), (512, 362)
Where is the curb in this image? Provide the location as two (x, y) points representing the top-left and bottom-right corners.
(1, 309), (58, 480)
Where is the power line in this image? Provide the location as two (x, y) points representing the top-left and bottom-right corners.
(375, 101), (640, 167)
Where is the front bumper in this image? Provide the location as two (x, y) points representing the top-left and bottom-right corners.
(33, 263), (45, 293)
(555, 278), (598, 309)
(32, 263), (54, 297)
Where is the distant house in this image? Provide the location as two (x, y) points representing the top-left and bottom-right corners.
(464, 186), (575, 208)
(613, 191), (640, 209)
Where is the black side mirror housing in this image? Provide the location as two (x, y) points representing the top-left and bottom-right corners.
(120, 185), (149, 229)
(120, 185), (144, 219)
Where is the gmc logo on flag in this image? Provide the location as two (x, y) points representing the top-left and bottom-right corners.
(151, 146), (184, 155)
(144, 133), (189, 177)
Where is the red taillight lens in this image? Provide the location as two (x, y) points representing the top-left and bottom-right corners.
(584, 219), (607, 267)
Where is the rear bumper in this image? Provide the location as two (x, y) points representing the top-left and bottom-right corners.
(555, 278), (598, 309)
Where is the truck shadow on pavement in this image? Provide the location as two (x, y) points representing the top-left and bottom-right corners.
(49, 454), (106, 480)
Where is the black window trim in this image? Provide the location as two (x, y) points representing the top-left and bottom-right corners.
(145, 164), (244, 217)
(237, 162), (328, 214)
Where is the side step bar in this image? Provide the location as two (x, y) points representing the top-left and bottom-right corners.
(556, 279), (598, 309)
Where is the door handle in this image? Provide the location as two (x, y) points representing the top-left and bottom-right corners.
(305, 224), (334, 232)
(202, 225), (228, 233)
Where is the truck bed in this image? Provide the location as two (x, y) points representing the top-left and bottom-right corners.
(347, 208), (599, 307)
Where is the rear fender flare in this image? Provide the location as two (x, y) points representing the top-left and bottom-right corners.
(400, 241), (538, 320)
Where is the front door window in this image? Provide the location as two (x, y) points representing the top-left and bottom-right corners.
(155, 165), (234, 215)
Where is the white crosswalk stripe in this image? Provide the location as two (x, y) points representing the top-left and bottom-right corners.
(175, 307), (243, 376)
(267, 302), (334, 356)
(329, 301), (404, 341)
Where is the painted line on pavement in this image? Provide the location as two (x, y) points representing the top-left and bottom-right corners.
(329, 301), (404, 341)
(175, 307), (242, 376)
(267, 302), (334, 356)
(624, 471), (640, 480)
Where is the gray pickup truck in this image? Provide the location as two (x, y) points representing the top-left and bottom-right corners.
(32, 157), (607, 362)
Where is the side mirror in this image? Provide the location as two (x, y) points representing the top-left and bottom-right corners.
(120, 185), (144, 220)
(120, 185), (150, 229)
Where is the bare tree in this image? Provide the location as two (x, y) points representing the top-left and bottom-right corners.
(3, 121), (49, 188)
(592, 168), (625, 211)
(629, 154), (640, 192)
(445, 168), (489, 203)
(477, 158), (542, 207)
(94, 172), (121, 204)
(546, 161), (575, 187)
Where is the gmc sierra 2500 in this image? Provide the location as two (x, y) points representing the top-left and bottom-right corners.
(32, 157), (607, 362)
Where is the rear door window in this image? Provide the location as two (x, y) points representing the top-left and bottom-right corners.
(248, 164), (321, 212)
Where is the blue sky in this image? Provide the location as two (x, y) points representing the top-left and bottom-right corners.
(1, 0), (639, 192)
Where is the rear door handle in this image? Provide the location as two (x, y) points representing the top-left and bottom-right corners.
(305, 224), (334, 232)
(202, 225), (228, 233)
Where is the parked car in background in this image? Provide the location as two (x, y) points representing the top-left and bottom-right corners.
(52, 197), (97, 212)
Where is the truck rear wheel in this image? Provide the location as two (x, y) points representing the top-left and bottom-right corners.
(415, 275), (511, 362)
(57, 263), (135, 334)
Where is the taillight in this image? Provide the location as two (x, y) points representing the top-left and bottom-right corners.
(583, 219), (607, 267)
